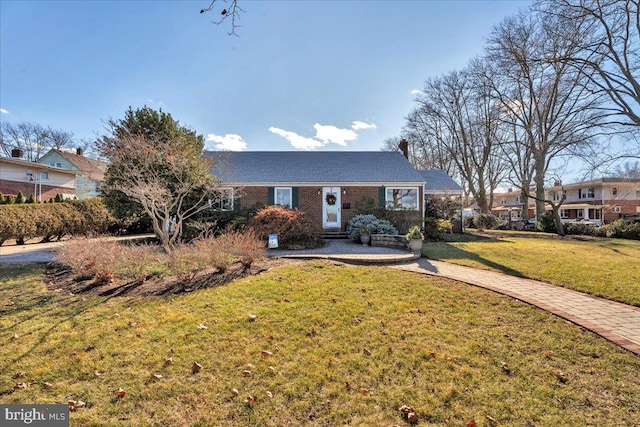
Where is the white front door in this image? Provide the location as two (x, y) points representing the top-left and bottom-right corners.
(322, 187), (341, 229)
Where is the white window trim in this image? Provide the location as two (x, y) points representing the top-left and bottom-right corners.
(385, 187), (419, 211)
(275, 187), (292, 208)
(209, 188), (234, 211)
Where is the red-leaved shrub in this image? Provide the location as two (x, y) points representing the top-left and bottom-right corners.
(249, 206), (322, 248)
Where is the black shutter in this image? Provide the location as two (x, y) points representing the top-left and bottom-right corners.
(267, 187), (274, 205)
(378, 186), (386, 207)
(292, 187), (299, 208)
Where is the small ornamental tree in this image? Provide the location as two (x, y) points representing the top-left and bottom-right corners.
(26, 194), (35, 204)
(15, 191), (25, 204)
(98, 106), (222, 251)
(0, 193), (4, 204)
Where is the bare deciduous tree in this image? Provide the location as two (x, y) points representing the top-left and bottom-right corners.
(0, 121), (76, 161)
(487, 10), (605, 220)
(100, 134), (222, 251)
(538, 0), (640, 128)
(200, 0), (244, 36)
(410, 60), (508, 213)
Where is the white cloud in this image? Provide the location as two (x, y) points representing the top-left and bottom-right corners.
(270, 119), (378, 150)
(0, 108), (9, 114)
(206, 133), (247, 151)
(351, 121), (377, 130)
(269, 127), (324, 150)
(410, 89), (423, 96)
(313, 123), (358, 146)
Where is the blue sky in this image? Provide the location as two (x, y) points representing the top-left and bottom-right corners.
(1, 0), (530, 153)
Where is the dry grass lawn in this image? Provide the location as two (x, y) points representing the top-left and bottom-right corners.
(424, 234), (640, 306)
(1, 261), (639, 426)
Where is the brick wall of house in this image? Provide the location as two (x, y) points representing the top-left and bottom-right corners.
(603, 199), (640, 223)
(0, 179), (75, 202)
(237, 185), (418, 230)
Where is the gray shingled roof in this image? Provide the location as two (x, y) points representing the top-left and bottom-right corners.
(418, 170), (463, 192)
(205, 151), (426, 184)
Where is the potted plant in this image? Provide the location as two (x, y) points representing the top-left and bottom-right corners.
(359, 224), (373, 246)
(406, 225), (424, 253)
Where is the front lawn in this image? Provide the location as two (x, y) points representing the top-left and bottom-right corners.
(424, 235), (640, 307)
(1, 262), (639, 426)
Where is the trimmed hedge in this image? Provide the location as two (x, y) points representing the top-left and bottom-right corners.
(0, 198), (115, 245)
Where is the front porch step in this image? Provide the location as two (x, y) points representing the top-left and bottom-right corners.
(322, 230), (348, 239)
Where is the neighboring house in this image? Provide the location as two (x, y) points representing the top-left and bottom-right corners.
(490, 188), (536, 221)
(0, 154), (77, 201)
(205, 151), (427, 231)
(546, 178), (640, 225)
(37, 148), (106, 199)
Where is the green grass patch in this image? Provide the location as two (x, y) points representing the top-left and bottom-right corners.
(424, 235), (640, 307)
(1, 262), (639, 426)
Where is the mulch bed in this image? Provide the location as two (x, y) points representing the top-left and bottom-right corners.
(44, 258), (298, 298)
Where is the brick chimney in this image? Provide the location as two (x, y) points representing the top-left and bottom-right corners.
(11, 148), (24, 158)
(76, 147), (84, 156)
(399, 139), (409, 159)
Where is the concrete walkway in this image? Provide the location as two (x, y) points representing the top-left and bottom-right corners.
(272, 239), (640, 356)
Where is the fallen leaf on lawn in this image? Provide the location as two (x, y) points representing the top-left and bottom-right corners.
(114, 313), (120, 318)
(485, 415), (498, 426)
(13, 371), (26, 379)
(14, 382), (30, 389)
(466, 419), (478, 427)
(501, 362), (511, 375)
(6, 301), (15, 306)
(248, 314), (257, 322)
(86, 344), (96, 352)
(231, 388), (239, 396)
(242, 370), (252, 377)
(43, 382), (54, 389)
(266, 391), (273, 398)
(261, 350), (273, 357)
(151, 373), (163, 380)
(345, 381), (351, 391)
(553, 370), (567, 383)
(407, 412), (418, 424)
(68, 400), (77, 412)
(192, 362), (202, 374)
(363, 348), (372, 356)
(358, 387), (369, 394)
(244, 395), (257, 404)
(197, 324), (208, 330)
(247, 363), (255, 369)
(268, 366), (276, 373)
(164, 357), (173, 367)
(127, 322), (136, 327)
(11, 333), (18, 339)
(94, 370), (103, 377)
(75, 401), (86, 409)
(117, 387), (126, 398)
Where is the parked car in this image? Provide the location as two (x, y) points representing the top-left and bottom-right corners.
(512, 219), (537, 231)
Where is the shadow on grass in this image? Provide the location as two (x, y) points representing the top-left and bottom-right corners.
(0, 265), (119, 377)
(424, 240), (526, 278)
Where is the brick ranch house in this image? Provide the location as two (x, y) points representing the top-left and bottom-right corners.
(205, 150), (428, 232)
